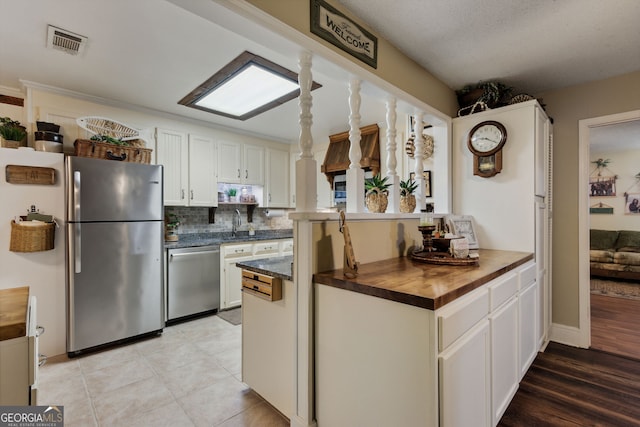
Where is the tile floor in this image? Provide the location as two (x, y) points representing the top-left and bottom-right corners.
(37, 314), (289, 427)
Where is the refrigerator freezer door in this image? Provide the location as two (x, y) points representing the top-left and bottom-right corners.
(67, 221), (163, 353)
(66, 156), (163, 222)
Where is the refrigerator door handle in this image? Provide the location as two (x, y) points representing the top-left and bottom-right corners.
(74, 223), (82, 273)
(73, 171), (81, 221)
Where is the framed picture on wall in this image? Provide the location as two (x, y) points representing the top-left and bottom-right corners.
(625, 193), (640, 214)
(589, 175), (617, 196)
(410, 170), (432, 197)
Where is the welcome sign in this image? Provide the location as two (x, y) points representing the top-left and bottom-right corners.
(310, 0), (378, 69)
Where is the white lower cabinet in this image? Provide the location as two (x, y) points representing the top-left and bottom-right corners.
(519, 279), (538, 379)
(315, 260), (540, 427)
(220, 239), (292, 310)
(489, 296), (519, 425)
(439, 319), (491, 427)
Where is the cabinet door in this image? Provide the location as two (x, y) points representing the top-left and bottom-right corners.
(266, 148), (290, 207)
(439, 320), (491, 427)
(519, 281), (538, 379)
(156, 128), (188, 205)
(218, 140), (242, 183)
(188, 134), (217, 206)
(244, 144), (264, 185)
(223, 257), (246, 309)
(490, 296), (519, 426)
(534, 107), (549, 197)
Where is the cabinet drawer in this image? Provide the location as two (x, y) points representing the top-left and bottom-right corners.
(280, 239), (294, 255)
(438, 288), (489, 352)
(519, 262), (536, 289)
(488, 272), (518, 311)
(254, 241), (280, 256)
(242, 270), (282, 301)
(223, 244), (253, 258)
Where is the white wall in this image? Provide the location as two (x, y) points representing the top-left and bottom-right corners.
(0, 148), (66, 357)
(589, 148), (640, 231)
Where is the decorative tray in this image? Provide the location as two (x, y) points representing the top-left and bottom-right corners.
(411, 250), (479, 266)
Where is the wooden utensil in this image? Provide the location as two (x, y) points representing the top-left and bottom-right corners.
(339, 210), (359, 278)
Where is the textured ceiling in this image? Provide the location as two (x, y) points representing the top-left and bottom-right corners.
(337, 0), (640, 94)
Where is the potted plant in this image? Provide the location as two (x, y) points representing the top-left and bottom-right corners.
(226, 188), (237, 202)
(399, 177), (418, 213)
(456, 81), (513, 114)
(165, 214), (180, 242)
(365, 174), (391, 213)
(0, 117), (27, 148)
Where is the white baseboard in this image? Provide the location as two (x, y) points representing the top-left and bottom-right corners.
(549, 322), (586, 348)
(290, 415), (317, 427)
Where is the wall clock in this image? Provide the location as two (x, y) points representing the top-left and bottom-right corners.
(467, 120), (507, 177)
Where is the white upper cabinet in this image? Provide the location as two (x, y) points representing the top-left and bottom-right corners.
(156, 128), (188, 206)
(218, 140), (243, 183)
(156, 128), (217, 206)
(244, 144), (264, 185)
(265, 148), (290, 207)
(218, 140), (264, 185)
(188, 134), (218, 206)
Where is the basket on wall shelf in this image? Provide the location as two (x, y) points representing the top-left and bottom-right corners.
(10, 220), (55, 252)
(74, 116), (152, 163)
(74, 139), (152, 164)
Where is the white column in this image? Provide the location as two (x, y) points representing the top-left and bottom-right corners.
(413, 110), (426, 212)
(291, 219), (317, 427)
(296, 50), (317, 212)
(347, 76), (364, 213)
(385, 96), (400, 213)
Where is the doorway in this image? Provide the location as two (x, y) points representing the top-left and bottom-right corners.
(579, 110), (640, 359)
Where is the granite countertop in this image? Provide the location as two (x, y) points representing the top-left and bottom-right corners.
(313, 249), (533, 310)
(236, 255), (294, 281)
(164, 229), (293, 249)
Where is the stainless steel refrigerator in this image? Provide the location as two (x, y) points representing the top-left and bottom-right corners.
(66, 156), (164, 355)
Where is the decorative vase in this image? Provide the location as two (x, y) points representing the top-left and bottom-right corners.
(365, 189), (388, 213)
(399, 195), (416, 213)
(165, 227), (179, 242)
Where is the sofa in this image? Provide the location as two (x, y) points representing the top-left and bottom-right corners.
(590, 229), (640, 280)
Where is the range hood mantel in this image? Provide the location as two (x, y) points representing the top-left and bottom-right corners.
(321, 123), (381, 187)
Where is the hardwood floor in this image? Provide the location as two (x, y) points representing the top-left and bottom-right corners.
(499, 342), (640, 426)
(591, 293), (640, 360)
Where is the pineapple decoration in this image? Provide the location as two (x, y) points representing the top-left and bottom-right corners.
(364, 174), (392, 213)
(399, 177), (418, 213)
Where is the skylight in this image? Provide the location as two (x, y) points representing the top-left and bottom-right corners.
(179, 51), (321, 121)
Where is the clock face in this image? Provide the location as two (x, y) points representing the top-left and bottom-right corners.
(468, 121), (507, 156)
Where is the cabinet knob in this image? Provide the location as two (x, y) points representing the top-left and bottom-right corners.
(181, 189), (185, 199)
(245, 170), (248, 179)
(237, 169), (240, 179)
(190, 190), (194, 200)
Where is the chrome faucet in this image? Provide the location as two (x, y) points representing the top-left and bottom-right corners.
(232, 209), (241, 237)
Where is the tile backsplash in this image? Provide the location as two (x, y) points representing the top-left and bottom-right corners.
(164, 205), (293, 234)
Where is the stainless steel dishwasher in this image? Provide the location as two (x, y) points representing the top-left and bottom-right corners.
(167, 245), (220, 322)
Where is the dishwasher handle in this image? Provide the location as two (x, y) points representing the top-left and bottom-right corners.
(169, 250), (220, 260)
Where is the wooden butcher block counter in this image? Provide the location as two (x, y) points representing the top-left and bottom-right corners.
(313, 249), (533, 310)
(0, 286), (29, 341)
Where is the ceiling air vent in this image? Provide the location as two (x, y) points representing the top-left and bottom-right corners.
(47, 25), (87, 56)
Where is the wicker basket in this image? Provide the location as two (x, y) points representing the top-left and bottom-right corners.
(74, 139), (152, 164)
(10, 220), (55, 252)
